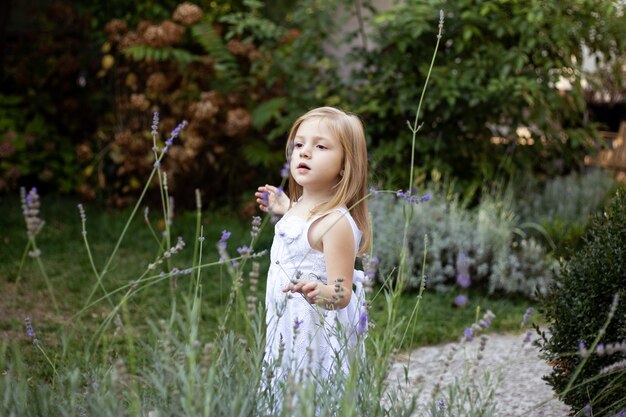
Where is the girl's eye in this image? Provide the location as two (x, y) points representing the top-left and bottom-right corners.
(316, 145), (327, 150)
(294, 142), (303, 148)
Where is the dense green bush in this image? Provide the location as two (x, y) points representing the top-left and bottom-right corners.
(538, 188), (626, 415)
(353, 0), (626, 189)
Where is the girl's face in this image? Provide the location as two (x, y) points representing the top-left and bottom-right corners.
(290, 118), (344, 193)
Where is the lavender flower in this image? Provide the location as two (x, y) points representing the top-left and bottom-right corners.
(217, 230), (231, 263)
(520, 307), (534, 328)
(151, 112), (159, 136)
(522, 330), (533, 346)
(363, 254), (379, 281)
(578, 341), (589, 358)
(24, 317), (39, 345)
(357, 310), (368, 335)
(165, 120), (188, 148)
(218, 230), (231, 250)
(250, 216), (262, 238)
(455, 251), (471, 289)
(584, 403), (592, 417)
(237, 245), (252, 258)
(463, 328), (473, 342)
(21, 187), (45, 238)
(396, 189), (431, 204)
(437, 398), (446, 411)
(293, 318), (304, 331)
(454, 294), (468, 307)
(280, 161), (290, 179)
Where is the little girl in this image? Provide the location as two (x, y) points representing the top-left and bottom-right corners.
(255, 106), (371, 382)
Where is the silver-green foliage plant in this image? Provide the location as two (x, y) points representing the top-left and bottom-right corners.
(370, 183), (556, 297)
(516, 168), (617, 247)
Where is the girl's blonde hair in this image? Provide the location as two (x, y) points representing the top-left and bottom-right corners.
(286, 106), (371, 255)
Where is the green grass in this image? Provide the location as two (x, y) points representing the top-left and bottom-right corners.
(1, 193), (537, 376)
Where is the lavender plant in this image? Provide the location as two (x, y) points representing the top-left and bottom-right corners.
(370, 183), (556, 298)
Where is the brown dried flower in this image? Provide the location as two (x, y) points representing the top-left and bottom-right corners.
(130, 94), (150, 111)
(189, 100), (218, 122)
(227, 39), (254, 56)
(114, 130), (133, 146)
(119, 32), (141, 50)
(224, 108), (252, 137)
(142, 21), (184, 47)
(136, 20), (153, 37)
(104, 19), (129, 43)
(76, 143), (93, 161)
(161, 20), (184, 45)
(77, 184), (96, 201)
(173, 2), (203, 25)
(146, 72), (169, 94)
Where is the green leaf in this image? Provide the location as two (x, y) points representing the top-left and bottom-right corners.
(251, 97), (286, 130)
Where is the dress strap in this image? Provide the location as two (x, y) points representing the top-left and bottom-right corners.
(305, 207), (362, 255)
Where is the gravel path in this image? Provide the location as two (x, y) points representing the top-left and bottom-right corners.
(388, 332), (571, 416)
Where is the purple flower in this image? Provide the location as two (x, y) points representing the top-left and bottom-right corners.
(217, 229), (231, 262)
(522, 330), (533, 345)
(21, 187), (45, 238)
(218, 230), (231, 248)
(454, 294), (468, 307)
(579, 341), (588, 358)
(280, 161), (290, 179)
(437, 399), (445, 411)
(396, 189), (410, 198)
(237, 245), (252, 257)
(357, 310), (368, 334)
(520, 307), (534, 328)
(364, 255), (379, 281)
(165, 120), (188, 147)
(293, 318), (304, 331)
(455, 251), (471, 289)
(463, 328), (473, 342)
(479, 319), (491, 329)
(24, 317), (39, 345)
(151, 112), (159, 136)
(396, 189), (431, 204)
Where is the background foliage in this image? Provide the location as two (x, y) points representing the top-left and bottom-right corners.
(2, 0), (625, 207)
(352, 0), (626, 190)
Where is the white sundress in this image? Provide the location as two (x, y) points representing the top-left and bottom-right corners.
(263, 206), (368, 383)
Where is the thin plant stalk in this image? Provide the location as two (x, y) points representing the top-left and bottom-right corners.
(29, 239), (59, 314)
(79, 205), (114, 308)
(15, 240), (32, 283)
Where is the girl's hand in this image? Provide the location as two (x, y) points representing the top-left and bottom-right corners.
(283, 280), (321, 305)
(255, 184), (289, 215)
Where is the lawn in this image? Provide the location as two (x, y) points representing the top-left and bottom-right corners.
(0, 193), (536, 376)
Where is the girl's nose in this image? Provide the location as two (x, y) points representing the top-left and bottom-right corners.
(299, 145), (310, 158)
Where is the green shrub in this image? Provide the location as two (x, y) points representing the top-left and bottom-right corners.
(516, 169), (616, 251)
(352, 0), (626, 189)
(369, 183), (556, 298)
(538, 188), (626, 415)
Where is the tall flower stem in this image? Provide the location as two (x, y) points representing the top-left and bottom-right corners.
(29, 239), (59, 314)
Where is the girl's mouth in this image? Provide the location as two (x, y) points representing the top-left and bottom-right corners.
(297, 163), (310, 170)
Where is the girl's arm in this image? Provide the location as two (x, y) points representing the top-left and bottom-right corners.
(255, 184), (290, 215)
(286, 212), (355, 309)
